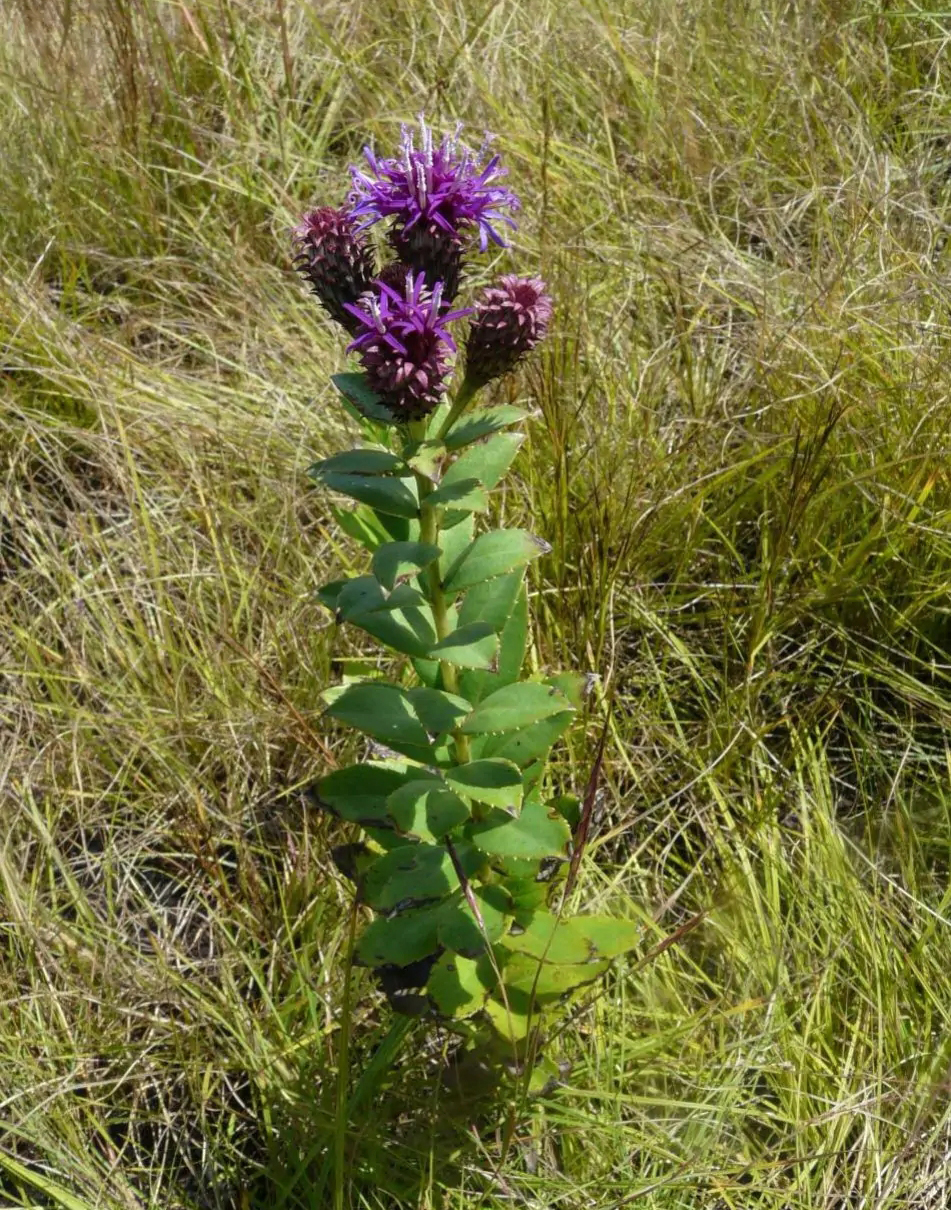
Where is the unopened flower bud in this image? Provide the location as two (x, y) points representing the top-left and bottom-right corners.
(464, 276), (553, 386)
(292, 207), (376, 333)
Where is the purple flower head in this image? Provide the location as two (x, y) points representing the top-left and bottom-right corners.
(292, 207), (376, 333)
(464, 275), (553, 387)
(345, 273), (473, 420)
(348, 116), (520, 255)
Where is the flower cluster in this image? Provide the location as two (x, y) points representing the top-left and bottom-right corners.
(292, 116), (551, 419)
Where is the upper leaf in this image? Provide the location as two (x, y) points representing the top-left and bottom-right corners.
(355, 905), (443, 968)
(371, 541), (441, 590)
(317, 470), (420, 518)
(441, 431), (525, 492)
(427, 950), (499, 1018)
(426, 477), (489, 513)
(443, 530), (550, 595)
(428, 622), (499, 670)
(406, 687), (473, 735)
(308, 448), (404, 478)
(322, 683), (431, 749)
(387, 780), (471, 842)
(332, 371), (398, 427)
(445, 406), (530, 451)
(481, 710), (576, 766)
(460, 583), (529, 702)
(458, 569), (525, 632)
(331, 502), (408, 552)
(362, 841), (484, 911)
(502, 952), (610, 1005)
(459, 682), (573, 735)
(334, 576), (437, 657)
(437, 885), (513, 957)
(311, 761), (422, 828)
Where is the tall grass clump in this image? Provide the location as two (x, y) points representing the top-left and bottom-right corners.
(3, 0), (951, 1207)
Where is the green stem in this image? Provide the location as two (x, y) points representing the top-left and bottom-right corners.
(416, 478), (472, 764)
(436, 378), (479, 442)
(406, 418), (472, 766)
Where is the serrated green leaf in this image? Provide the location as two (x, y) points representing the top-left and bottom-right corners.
(461, 585), (529, 701)
(336, 575), (387, 619)
(331, 503), (398, 552)
(405, 439), (446, 480)
(506, 877), (553, 911)
(441, 431), (525, 491)
(355, 906), (443, 968)
(428, 622), (499, 670)
(438, 513), (475, 581)
(309, 448), (404, 478)
(504, 913), (641, 962)
(496, 585), (529, 681)
(502, 952), (610, 1004)
(410, 655), (442, 688)
(377, 582), (428, 610)
(497, 911), (620, 964)
(311, 762), (415, 828)
(336, 578), (437, 657)
(322, 683), (431, 749)
(468, 799), (571, 859)
(427, 950), (499, 1018)
(363, 841), (484, 911)
(319, 471), (419, 519)
(460, 682), (573, 735)
(332, 371), (397, 426)
(372, 541), (441, 590)
(316, 579), (349, 611)
(482, 995), (534, 1042)
(437, 885), (513, 957)
(388, 780), (471, 841)
(458, 569), (525, 632)
(406, 687), (472, 736)
(443, 529), (550, 595)
(546, 671), (593, 708)
(481, 710), (575, 766)
(445, 406), (529, 450)
(444, 759), (523, 806)
(426, 477), (488, 512)
(550, 794), (582, 829)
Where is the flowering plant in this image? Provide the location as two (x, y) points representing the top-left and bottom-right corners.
(294, 117), (639, 1095)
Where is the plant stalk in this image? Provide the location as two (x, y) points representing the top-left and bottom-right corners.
(407, 421), (471, 765)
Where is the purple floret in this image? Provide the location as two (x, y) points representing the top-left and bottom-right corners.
(348, 117), (520, 253)
(344, 272), (473, 420)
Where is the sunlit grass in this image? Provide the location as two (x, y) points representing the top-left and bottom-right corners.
(3, 0), (951, 1206)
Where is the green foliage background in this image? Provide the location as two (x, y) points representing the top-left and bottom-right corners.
(3, 0), (951, 1206)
